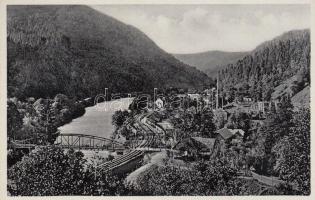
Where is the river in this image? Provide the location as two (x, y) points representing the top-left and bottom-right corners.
(58, 98), (133, 138)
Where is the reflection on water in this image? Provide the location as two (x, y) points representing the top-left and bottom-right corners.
(58, 98), (133, 138)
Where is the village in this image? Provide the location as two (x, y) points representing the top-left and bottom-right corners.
(6, 4), (310, 196)
(109, 86), (288, 191)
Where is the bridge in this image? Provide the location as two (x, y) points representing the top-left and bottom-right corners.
(10, 112), (165, 174)
(10, 133), (127, 151)
(54, 133), (126, 150)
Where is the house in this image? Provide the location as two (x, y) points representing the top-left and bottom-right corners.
(215, 127), (244, 143)
(174, 137), (217, 157)
(157, 120), (174, 134)
(155, 98), (164, 109)
(243, 97), (252, 102)
(177, 94), (187, 98)
(188, 93), (201, 101)
(230, 129), (245, 138)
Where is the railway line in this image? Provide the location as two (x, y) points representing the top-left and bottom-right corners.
(97, 112), (158, 172)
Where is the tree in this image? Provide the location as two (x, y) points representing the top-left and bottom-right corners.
(251, 98), (294, 175)
(7, 100), (23, 140)
(134, 158), (240, 195)
(199, 108), (216, 137)
(112, 110), (130, 128)
(169, 110), (194, 141)
(8, 146), (86, 195)
(33, 98), (59, 143)
(226, 110), (250, 132)
(272, 108), (310, 195)
(8, 146), (126, 196)
(219, 30), (310, 104)
(213, 110), (227, 129)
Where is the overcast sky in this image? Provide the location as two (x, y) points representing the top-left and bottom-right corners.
(90, 4), (310, 54)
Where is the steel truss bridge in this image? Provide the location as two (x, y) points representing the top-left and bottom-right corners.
(10, 113), (163, 174)
(55, 133), (127, 150)
(10, 133), (127, 151)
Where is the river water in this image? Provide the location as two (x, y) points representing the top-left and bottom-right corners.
(58, 98), (133, 138)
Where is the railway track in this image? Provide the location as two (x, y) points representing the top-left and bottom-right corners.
(98, 113), (156, 172)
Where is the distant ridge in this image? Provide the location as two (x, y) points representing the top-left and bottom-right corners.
(173, 51), (247, 78)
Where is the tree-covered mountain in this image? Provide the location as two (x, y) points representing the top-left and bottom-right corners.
(7, 5), (212, 100)
(173, 51), (247, 78)
(218, 29), (310, 104)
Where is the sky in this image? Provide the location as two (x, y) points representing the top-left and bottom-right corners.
(90, 4), (310, 54)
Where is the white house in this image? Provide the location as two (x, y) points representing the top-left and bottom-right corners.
(155, 98), (164, 109)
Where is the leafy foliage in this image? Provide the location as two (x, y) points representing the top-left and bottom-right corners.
(246, 99), (310, 194)
(7, 100), (23, 139)
(226, 110), (250, 132)
(7, 94), (85, 143)
(112, 110), (130, 128)
(8, 146), (126, 196)
(196, 107), (216, 138)
(169, 103), (216, 139)
(250, 98), (294, 175)
(272, 108), (310, 194)
(133, 158), (240, 195)
(7, 94), (86, 167)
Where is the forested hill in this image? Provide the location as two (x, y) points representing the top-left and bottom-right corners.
(218, 29), (310, 104)
(173, 51), (247, 78)
(7, 5), (212, 99)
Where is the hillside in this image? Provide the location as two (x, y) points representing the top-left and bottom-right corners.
(218, 29), (310, 105)
(173, 51), (247, 78)
(7, 5), (212, 99)
(291, 86), (310, 108)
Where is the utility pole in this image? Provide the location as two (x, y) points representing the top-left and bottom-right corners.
(221, 94), (224, 109)
(216, 73), (219, 110)
(210, 90), (212, 110)
(211, 88), (215, 110)
(104, 88), (108, 101)
(154, 88), (157, 111)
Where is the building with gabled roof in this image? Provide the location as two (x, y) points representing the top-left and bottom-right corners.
(174, 137), (217, 157)
(157, 120), (174, 131)
(215, 127), (244, 141)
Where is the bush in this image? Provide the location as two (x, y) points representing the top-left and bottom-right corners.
(71, 102), (86, 119)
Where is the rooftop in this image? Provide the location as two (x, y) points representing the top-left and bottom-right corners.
(216, 127), (244, 140)
(157, 121), (174, 130)
(191, 137), (216, 150)
(174, 137), (216, 152)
